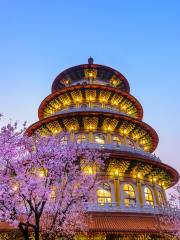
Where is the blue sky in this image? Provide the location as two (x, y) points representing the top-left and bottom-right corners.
(0, 1), (180, 173)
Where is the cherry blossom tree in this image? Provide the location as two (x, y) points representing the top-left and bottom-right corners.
(169, 183), (180, 208)
(155, 183), (180, 239)
(0, 120), (105, 240)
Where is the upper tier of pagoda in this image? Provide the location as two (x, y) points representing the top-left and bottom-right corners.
(27, 58), (159, 153)
(25, 59), (180, 188)
(51, 57), (130, 93)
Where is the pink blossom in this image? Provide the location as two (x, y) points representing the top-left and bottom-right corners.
(0, 120), (105, 240)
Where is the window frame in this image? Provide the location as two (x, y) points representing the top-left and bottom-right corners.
(97, 183), (112, 206)
(94, 133), (105, 145)
(77, 134), (87, 143)
(144, 186), (154, 207)
(112, 136), (121, 145)
(123, 183), (136, 207)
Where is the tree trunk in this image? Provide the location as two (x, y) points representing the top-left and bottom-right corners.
(23, 232), (30, 240)
(19, 223), (30, 240)
(34, 225), (40, 240)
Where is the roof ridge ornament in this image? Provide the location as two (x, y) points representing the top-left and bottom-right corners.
(88, 56), (94, 65)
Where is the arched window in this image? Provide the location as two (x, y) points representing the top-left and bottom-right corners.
(60, 136), (68, 144)
(123, 184), (136, 207)
(158, 191), (164, 205)
(144, 187), (154, 207)
(126, 138), (134, 147)
(95, 134), (105, 145)
(81, 103), (88, 108)
(97, 183), (111, 206)
(113, 136), (121, 145)
(77, 134), (86, 144)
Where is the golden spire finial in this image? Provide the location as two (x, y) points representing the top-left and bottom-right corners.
(88, 56), (94, 64)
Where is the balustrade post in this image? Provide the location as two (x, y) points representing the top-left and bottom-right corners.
(123, 135), (127, 145)
(70, 131), (74, 142)
(107, 133), (111, 144)
(88, 132), (93, 143)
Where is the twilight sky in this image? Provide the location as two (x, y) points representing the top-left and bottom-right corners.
(0, 1), (180, 173)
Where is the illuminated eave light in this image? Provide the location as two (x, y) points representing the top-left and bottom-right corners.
(123, 129), (127, 135)
(115, 169), (119, 176)
(101, 97), (106, 103)
(107, 126), (112, 132)
(137, 173), (141, 179)
(112, 80), (117, 86)
(153, 177), (157, 182)
(161, 182), (166, 189)
(89, 72), (93, 77)
(64, 100), (69, 106)
(38, 171), (45, 178)
(134, 134), (139, 140)
(75, 98), (81, 103)
(89, 96), (94, 102)
(144, 146), (148, 151)
(113, 100), (118, 106)
(88, 167), (93, 175)
(12, 184), (19, 191)
(89, 124), (93, 131)
(65, 79), (69, 85)
(140, 140), (146, 145)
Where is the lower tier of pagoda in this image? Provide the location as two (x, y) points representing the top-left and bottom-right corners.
(87, 211), (178, 233)
(0, 210), (179, 239)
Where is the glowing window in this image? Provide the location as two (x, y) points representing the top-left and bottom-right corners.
(113, 136), (121, 145)
(77, 134), (86, 144)
(144, 187), (154, 207)
(95, 134), (105, 144)
(123, 184), (136, 207)
(97, 183), (111, 206)
(158, 191), (164, 205)
(60, 136), (68, 144)
(83, 166), (94, 175)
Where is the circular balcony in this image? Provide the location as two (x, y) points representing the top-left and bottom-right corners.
(85, 174), (179, 216)
(85, 143), (161, 162)
(38, 84), (143, 120)
(27, 111), (158, 152)
(86, 202), (180, 216)
(49, 105), (137, 119)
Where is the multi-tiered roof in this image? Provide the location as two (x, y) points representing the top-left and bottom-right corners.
(26, 58), (179, 238)
(27, 58), (178, 188)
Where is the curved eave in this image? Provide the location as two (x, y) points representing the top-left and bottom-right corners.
(0, 212), (177, 233)
(87, 212), (177, 233)
(26, 111), (158, 152)
(38, 84), (143, 120)
(105, 149), (179, 188)
(51, 64), (130, 93)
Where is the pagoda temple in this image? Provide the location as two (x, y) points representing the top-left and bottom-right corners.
(25, 58), (180, 239)
(3, 59), (179, 239)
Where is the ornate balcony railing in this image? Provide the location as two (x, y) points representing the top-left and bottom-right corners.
(52, 105), (134, 118)
(86, 202), (180, 215)
(86, 143), (161, 162)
